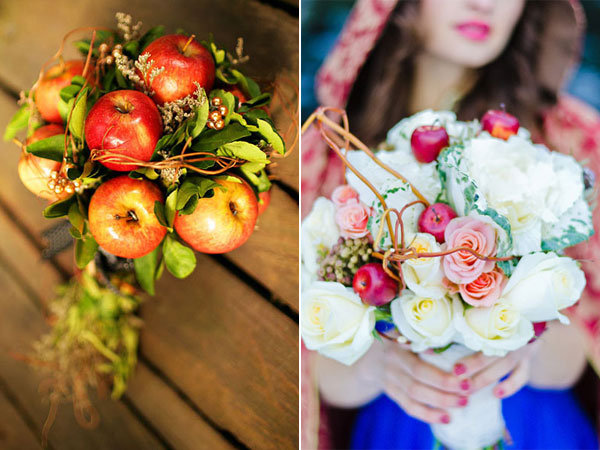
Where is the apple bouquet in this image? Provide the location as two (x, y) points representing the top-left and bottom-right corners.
(301, 108), (594, 449)
(5, 12), (292, 437)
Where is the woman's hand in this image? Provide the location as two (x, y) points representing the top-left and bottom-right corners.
(383, 342), (469, 424)
(452, 341), (540, 399)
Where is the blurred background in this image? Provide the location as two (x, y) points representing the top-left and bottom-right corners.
(0, 1), (298, 449)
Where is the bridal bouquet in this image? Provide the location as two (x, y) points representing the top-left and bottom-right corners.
(5, 12), (290, 440)
(301, 109), (594, 449)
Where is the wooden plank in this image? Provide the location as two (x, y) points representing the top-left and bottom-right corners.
(0, 386), (42, 450)
(143, 264), (299, 450)
(0, 0), (299, 189)
(127, 364), (236, 450)
(0, 249), (164, 449)
(228, 186), (299, 311)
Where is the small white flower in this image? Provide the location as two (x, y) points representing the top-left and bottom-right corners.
(301, 198), (340, 276)
(301, 281), (375, 365)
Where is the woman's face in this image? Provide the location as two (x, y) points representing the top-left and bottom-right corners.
(418, 0), (526, 68)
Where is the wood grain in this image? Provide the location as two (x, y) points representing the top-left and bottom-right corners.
(0, 386), (42, 450)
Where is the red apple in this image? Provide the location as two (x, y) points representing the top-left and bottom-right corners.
(88, 176), (167, 259)
(481, 110), (519, 140)
(258, 189), (271, 215)
(353, 263), (398, 306)
(174, 178), (258, 254)
(35, 60), (93, 124)
(139, 34), (215, 105)
(418, 203), (457, 243)
(225, 85), (248, 108)
(85, 90), (163, 172)
(18, 124), (68, 201)
(410, 125), (449, 163)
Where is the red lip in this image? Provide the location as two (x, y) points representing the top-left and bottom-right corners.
(455, 21), (491, 42)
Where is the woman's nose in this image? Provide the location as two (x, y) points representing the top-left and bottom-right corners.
(465, 0), (495, 14)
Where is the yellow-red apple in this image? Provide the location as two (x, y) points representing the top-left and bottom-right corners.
(258, 189), (271, 215)
(35, 60), (93, 123)
(88, 176), (167, 259)
(85, 90), (163, 172)
(18, 124), (68, 201)
(174, 179), (258, 254)
(139, 34), (215, 105)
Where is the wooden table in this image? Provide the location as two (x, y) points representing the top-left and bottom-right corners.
(0, 1), (299, 448)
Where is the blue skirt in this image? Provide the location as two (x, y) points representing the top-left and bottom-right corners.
(351, 387), (599, 449)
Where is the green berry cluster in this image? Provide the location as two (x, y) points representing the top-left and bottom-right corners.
(317, 237), (373, 286)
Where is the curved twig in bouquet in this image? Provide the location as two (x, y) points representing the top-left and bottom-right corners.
(303, 107), (515, 296)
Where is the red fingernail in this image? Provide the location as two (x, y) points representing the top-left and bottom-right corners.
(495, 388), (504, 398)
(460, 379), (470, 391)
(454, 363), (466, 376)
(441, 414), (451, 424)
(458, 396), (468, 406)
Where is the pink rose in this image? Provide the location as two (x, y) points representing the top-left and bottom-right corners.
(459, 267), (507, 307)
(335, 201), (370, 238)
(443, 217), (497, 284)
(331, 185), (360, 207)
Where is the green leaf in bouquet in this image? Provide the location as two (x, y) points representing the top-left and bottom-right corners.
(155, 258), (165, 281)
(44, 195), (76, 219)
(123, 40), (140, 58)
(241, 108), (271, 122)
(69, 88), (88, 141)
(190, 123), (251, 152)
(134, 245), (161, 295)
(163, 234), (196, 279)
(217, 141), (269, 164)
(242, 93), (271, 109)
(129, 167), (159, 180)
(71, 75), (86, 87)
(209, 89), (235, 120)
(59, 84), (81, 102)
(186, 93), (210, 139)
(3, 104), (30, 141)
(176, 177), (220, 214)
(68, 201), (85, 233)
(58, 96), (74, 124)
(153, 201), (170, 230)
(241, 165), (271, 192)
(26, 134), (66, 162)
(255, 119), (285, 155)
(216, 67), (238, 85)
(115, 68), (129, 88)
(103, 66), (117, 91)
(69, 226), (82, 239)
(75, 234), (99, 269)
(165, 189), (178, 228)
(230, 69), (261, 99)
(178, 195), (198, 215)
(541, 197), (594, 251)
(209, 41), (226, 65)
(139, 25), (165, 51)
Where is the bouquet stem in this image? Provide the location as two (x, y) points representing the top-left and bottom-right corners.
(420, 345), (505, 450)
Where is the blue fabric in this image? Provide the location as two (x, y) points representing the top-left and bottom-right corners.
(351, 386), (599, 449)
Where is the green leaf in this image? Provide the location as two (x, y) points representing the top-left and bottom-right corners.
(59, 84), (81, 102)
(176, 177), (220, 212)
(230, 69), (261, 98)
(541, 198), (594, 251)
(243, 93), (271, 108)
(69, 88), (88, 141)
(163, 235), (196, 278)
(256, 119), (285, 155)
(217, 141), (269, 164)
(209, 42), (226, 65)
(129, 167), (159, 180)
(190, 123), (251, 152)
(165, 189), (178, 227)
(242, 167), (271, 192)
(69, 226), (82, 239)
(71, 75), (86, 87)
(26, 134), (66, 162)
(178, 195), (199, 215)
(44, 195), (75, 219)
(187, 92), (209, 138)
(75, 234), (98, 269)
(209, 90), (235, 123)
(139, 25), (165, 51)
(68, 201), (84, 233)
(134, 245), (160, 295)
(153, 201), (169, 229)
(123, 40), (139, 57)
(4, 105), (30, 141)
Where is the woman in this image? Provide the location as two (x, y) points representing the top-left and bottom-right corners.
(301, 0), (600, 448)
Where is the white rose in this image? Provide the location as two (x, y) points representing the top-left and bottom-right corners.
(391, 291), (458, 352)
(500, 252), (585, 324)
(455, 300), (533, 356)
(402, 233), (446, 298)
(301, 198), (340, 275)
(302, 281), (375, 365)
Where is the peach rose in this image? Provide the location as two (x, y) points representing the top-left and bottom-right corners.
(459, 267), (507, 307)
(335, 200), (370, 238)
(443, 216), (497, 284)
(331, 185), (360, 207)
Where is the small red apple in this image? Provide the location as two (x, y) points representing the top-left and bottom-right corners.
(85, 90), (163, 172)
(139, 34), (215, 105)
(88, 176), (167, 259)
(410, 125), (449, 163)
(18, 124), (68, 201)
(481, 110), (519, 140)
(418, 203), (457, 243)
(174, 178), (258, 254)
(225, 85), (248, 108)
(258, 189), (271, 215)
(353, 263), (398, 306)
(35, 60), (93, 124)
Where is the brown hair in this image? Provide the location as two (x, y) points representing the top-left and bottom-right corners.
(346, 0), (550, 146)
